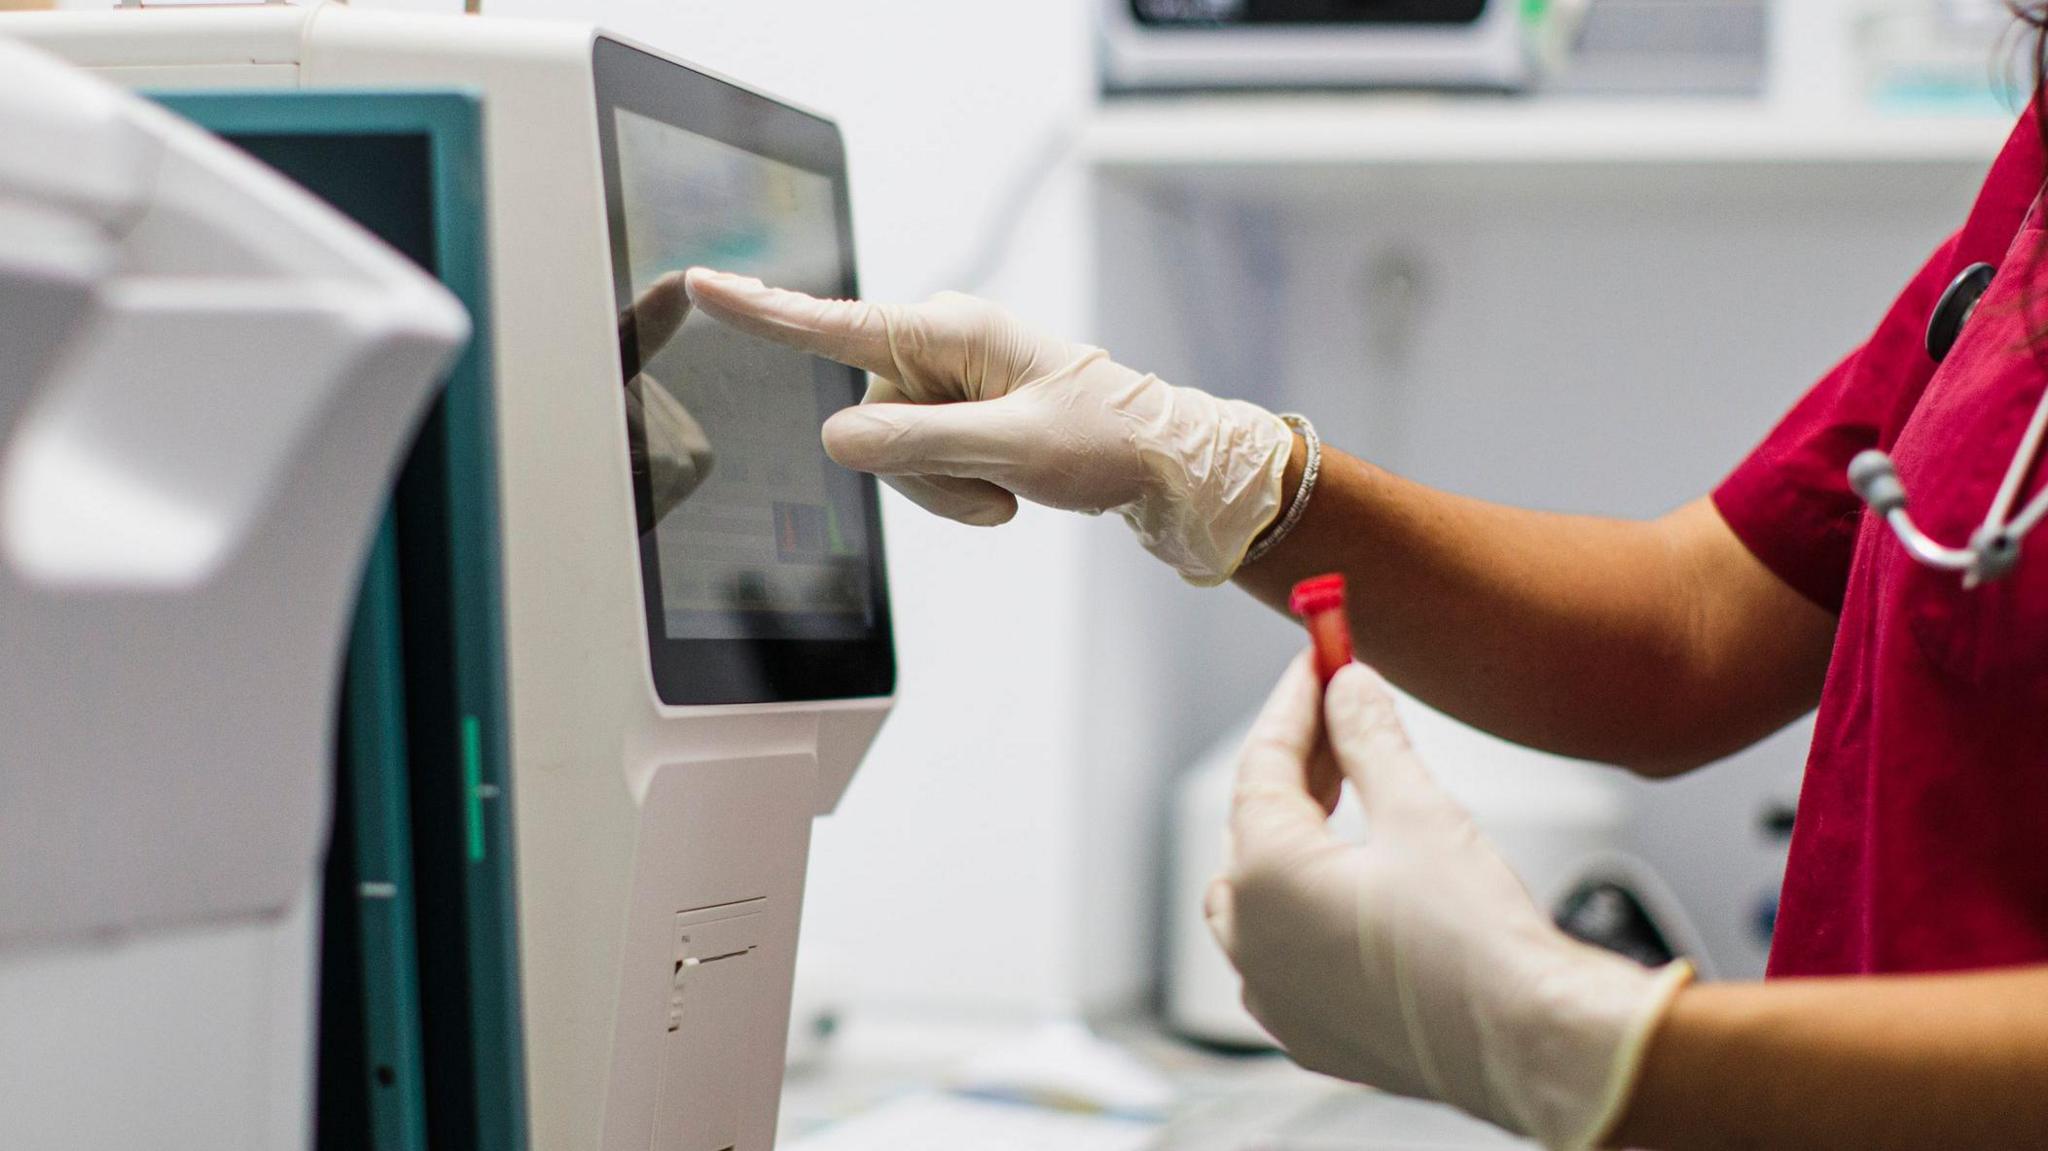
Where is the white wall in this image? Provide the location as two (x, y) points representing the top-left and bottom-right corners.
(451, 0), (1102, 1017)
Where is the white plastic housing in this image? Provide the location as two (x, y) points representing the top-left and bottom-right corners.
(0, 35), (467, 1151)
(0, 10), (896, 1151)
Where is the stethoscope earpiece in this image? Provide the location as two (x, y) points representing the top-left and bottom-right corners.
(1847, 450), (1906, 515)
(1851, 449), (1981, 576)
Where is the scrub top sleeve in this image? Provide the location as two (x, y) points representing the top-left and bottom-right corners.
(1711, 235), (1963, 613)
(1714, 105), (2043, 612)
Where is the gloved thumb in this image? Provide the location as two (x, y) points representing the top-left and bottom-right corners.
(880, 474), (1018, 527)
(1323, 663), (1445, 819)
(1228, 654), (1339, 866)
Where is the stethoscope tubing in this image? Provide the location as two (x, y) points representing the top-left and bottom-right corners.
(1851, 260), (2048, 587)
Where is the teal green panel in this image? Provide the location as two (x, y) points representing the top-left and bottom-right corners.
(154, 90), (528, 1151)
(343, 517), (432, 1151)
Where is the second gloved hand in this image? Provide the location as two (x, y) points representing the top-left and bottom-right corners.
(1206, 657), (1693, 1150)
(683, 270), (1292, 586)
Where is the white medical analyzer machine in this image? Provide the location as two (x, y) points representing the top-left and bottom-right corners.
(0, 38), (468, 1151)
(7, 8), (900, 1151)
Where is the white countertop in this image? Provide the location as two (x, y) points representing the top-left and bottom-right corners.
(779, 1013), (1528, 1150)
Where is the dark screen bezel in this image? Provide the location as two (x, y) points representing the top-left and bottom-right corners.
(594, 36), (896, 706)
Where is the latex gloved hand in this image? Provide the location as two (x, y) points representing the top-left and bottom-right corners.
(1206, 656), (1693, 1151)
(682, 269), (1292, 586)
(621, 271), (716, 533)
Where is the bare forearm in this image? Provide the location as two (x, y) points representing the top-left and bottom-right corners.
(1235, 442), (1833, 773)
(1610, 968), (2048, 1149)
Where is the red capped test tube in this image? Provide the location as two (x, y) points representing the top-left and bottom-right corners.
(1289, 574), (1354, 685)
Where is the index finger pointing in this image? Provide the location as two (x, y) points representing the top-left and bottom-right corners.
(684, 268), (902, 381)
(1229, 653), (1337, 865)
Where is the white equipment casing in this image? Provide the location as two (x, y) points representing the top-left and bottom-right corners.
(0, 36), (467, 1151)
(1098, 0), (1529, 92)
(1166, 689), (1702, 1047)
(1, 9), (895, 1151)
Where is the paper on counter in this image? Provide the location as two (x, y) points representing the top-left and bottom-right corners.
(780, 1092), (1163, 1151)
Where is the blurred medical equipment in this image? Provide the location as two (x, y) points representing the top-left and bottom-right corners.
(1168, 689), (1706, 1047)
(1097, 0), (1532, 92)
(1855, 0), (2026, 114)
(1097, 0), (1770, 96)
(1544, 0), (1768, 95)
(12, 7), (900, 1151)
(1849, 258), (2047, 586)
(0, 39), (467, 1151)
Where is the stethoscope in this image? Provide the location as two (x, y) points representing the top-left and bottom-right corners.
(1849, 261), (2048, 587)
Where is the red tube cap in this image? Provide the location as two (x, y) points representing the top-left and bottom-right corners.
(1289, 573), (1347, 617)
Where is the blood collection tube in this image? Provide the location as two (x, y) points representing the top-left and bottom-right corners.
(1289, 573), (1354, 685)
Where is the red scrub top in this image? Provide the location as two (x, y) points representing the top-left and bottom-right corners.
(1714, 105), (2048, 977)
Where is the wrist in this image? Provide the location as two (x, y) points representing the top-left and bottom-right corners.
(1491, 947), (1695, 1151)
(1238, 412), (1319, 572)
(1121, 388), (1293, 585)
(1243, 419), (1311, 561)
(1252, 429), (1309, 548)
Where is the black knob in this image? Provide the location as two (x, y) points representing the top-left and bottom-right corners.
(1926, 262), (1996, 363)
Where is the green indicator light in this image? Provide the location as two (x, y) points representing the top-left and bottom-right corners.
(462, 715), (486, 863)
(826, 503), (850, 556)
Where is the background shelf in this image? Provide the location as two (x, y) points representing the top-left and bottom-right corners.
(1087, 94), (2012, 170)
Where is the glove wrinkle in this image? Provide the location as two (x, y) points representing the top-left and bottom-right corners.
(1380, 885), (1455, 1104)
(881, 303), (923, 396)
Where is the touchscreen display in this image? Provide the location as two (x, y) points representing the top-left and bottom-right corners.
(612, 106), (875, 642)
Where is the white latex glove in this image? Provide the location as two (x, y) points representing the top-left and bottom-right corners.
(1206, 656), (1693, 1151)
(683, 269), (1292, 586)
